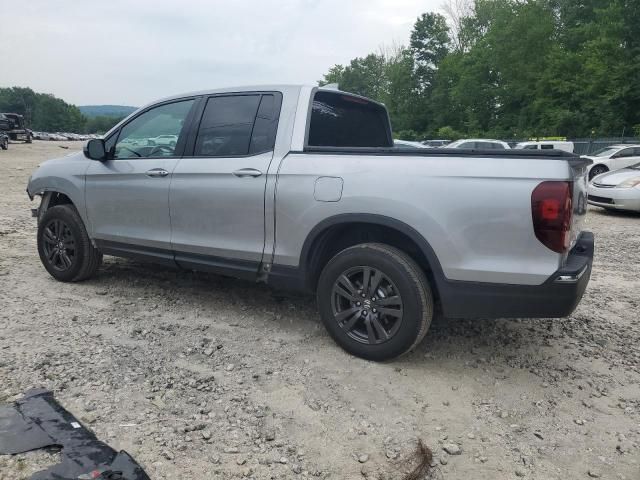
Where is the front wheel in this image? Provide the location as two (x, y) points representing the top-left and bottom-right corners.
(317, 243), (433, 361)
(37, 205), (102, 282)
(589, 165), (608, 181)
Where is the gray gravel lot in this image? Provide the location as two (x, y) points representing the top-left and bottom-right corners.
(1, 142), (639, 479)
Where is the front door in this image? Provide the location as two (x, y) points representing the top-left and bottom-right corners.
(85, 99), (195, 257)
(170, 93), (282, 274)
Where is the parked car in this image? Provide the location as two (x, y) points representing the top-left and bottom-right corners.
(32, 132), (49, 141)
(445, 139), (511, 149)
(587, 162), (640, 212)
(515, 141), (574, 153)
(26, 85), (593, 361)
(421, 139), (451, 148)
(0, 133), (8, 150)
(393, 139), (428, 149)
(148, 134), (178, 147)
(582, 144), (640, 181)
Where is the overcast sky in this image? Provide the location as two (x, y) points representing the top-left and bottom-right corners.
(0, 0), (442, 106)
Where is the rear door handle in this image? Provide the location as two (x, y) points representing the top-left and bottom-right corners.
(232, 168), (263, 178)
(146, 168), (169, 178)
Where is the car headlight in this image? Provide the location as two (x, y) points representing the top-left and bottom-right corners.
(619, 177), (640, 188)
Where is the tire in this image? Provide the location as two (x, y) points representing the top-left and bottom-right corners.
(37, 205), (102, 282)
(589, 165), (608, 181)
(317, 243), (433, 361)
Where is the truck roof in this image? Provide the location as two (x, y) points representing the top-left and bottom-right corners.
(139, 84), (380, 112)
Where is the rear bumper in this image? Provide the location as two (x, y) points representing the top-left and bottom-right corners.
(439, 232), (594, 319)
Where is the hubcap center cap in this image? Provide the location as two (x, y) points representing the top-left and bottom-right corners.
(363, 299), (372, 309)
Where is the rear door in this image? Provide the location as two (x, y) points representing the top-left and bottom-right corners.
(169, 92), (282, 275)
(85, 99), (195, 256)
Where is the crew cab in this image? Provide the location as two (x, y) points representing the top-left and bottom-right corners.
(27, 85), (594, 360)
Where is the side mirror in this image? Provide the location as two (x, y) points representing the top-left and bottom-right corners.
(84, 138), (106, 161)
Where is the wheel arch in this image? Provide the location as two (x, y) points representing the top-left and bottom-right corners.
(34, 190), (78, 223)
(589, 163), (609, 179)
(272, 214), (446, 300)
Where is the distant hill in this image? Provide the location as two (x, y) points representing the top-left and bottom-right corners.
(79, 105), (137, 118)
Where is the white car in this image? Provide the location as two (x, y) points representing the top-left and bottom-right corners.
(393, 139), (428, 149)
(582, 144), (640, 181)
(445, 139), (511, 149)
(148, 134), (178, 147)
(588, 162), (640, 212)
(515, 141), (574, 153)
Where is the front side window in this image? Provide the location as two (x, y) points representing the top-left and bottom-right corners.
(113, 100), (194, 159)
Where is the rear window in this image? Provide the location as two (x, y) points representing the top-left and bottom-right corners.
(307, 91), (391, 148)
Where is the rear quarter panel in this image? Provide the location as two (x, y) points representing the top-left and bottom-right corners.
(273, 153), (574, 286)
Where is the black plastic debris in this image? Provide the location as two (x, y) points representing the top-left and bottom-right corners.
(0, 389), (150, 480)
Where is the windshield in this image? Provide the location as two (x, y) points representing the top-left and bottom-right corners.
(592, 147), (619, 157)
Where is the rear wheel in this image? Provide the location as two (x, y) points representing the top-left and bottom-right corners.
(317, 243), (433, 361)
(37, 205), (102, 282)
(589, 165), (608, 181)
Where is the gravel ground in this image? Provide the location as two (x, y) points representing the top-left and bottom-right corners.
(0, 142), (639, 480)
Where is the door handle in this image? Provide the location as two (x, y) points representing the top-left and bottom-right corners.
(146, 168), (169, 178)
(232, 168), (262, 178)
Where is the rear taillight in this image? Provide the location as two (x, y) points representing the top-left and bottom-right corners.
(531, 181), (573, 253)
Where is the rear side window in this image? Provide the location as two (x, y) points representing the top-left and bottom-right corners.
(195, 95), (260, 157)
(541, 144), (554, 150)
(193, 93), (282, 157)
(307, 91), (391, 148)
(616, 148), (634, 158)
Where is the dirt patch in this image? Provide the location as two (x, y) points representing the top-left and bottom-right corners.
(1, 142), (638, 479)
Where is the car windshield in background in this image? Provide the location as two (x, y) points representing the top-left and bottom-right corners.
(592, 147), (619, 157)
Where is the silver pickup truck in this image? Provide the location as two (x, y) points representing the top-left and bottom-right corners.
(27, 85), (594, 360)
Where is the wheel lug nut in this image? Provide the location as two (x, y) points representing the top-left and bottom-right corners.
(356, 302), (361, 306)
(372, 308), (377, 313)
(372, 297), (376, 302)
(361, 293), (366, 298)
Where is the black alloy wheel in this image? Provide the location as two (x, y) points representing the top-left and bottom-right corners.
(331, 266), (404, 345)
(317, 243), (433, 361)
(37, 204), (102, 282)
(41, 218), (77, 272)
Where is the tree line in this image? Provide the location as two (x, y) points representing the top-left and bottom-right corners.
(320, 0), (640, 140)
(0, 87), (124, 134)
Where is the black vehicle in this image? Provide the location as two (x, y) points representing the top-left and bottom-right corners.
(0, 133), (8, 150)
(0, 113), (32, 143)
